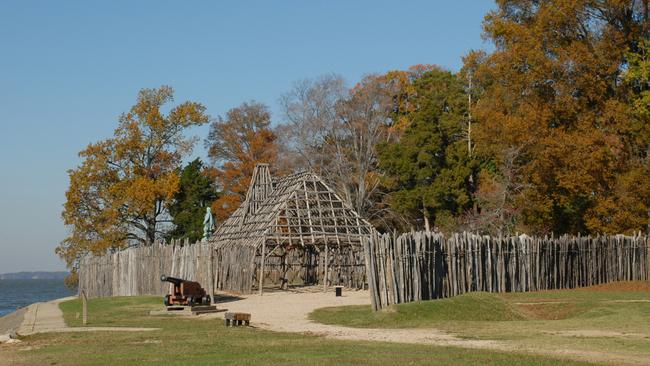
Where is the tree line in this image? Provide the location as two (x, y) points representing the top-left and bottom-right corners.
(58, 0), (650, 274)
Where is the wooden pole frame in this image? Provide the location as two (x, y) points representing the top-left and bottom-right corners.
(209, 165), (376, 294)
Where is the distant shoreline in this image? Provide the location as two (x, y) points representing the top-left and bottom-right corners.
(0, 279), (74, 319)
(0, 271), (68, 280)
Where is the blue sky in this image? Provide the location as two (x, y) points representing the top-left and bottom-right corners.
(0, 0), (495, 273)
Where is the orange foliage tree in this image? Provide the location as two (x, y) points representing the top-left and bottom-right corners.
(57, 86), (209, 269)
(465, 0), (649, 235)
(205, 101), (279, 221)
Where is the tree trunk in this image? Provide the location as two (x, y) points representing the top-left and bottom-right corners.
(423, 208), (431, 232)
(145, 216), (157, 245)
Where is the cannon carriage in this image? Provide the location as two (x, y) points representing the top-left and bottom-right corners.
(161, 275), (211, 307)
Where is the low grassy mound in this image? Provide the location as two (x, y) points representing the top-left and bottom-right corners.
(311, 282), (650, 328)
(307, 282), (650, 364)
(311, 292), (525, 328)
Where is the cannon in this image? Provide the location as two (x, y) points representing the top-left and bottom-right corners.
(161, 275), (211, 307)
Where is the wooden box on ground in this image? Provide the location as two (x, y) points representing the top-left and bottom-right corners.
(224, 312), (251, 326)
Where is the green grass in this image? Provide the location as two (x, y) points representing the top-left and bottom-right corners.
(59, 295), (161, 328)
(311, 292), (525, 328)
(309, 284), (650, 364)
(2, 296), (598, 366)
(310, 286), (650, 328)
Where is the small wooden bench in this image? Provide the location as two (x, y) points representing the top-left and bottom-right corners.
(224, 312), (251, 326)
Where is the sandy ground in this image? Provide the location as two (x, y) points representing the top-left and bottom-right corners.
(203, 289), (500, 349)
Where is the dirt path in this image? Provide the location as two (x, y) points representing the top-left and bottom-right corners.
(206, 289), (499, 349)
(201, 288), (650, 366)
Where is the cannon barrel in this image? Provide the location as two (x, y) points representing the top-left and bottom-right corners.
(160, 275), (184, 285)
(161, 275), (210, 307)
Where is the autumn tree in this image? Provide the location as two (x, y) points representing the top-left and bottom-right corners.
(168, 158), (218, 242)
(57, 86), (209, 269)
(586, 38), (650, 233)
(378, 68), (476, 231)
(205, 101), (279, 221)
(466, 0), (650, 235)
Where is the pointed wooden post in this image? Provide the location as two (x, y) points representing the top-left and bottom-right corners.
(259, 241), (266, 295)
(323, 243), (329, 292)
(209, 247), (215, 303)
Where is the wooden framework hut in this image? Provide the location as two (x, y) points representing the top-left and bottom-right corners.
(210, 164), (375, 294)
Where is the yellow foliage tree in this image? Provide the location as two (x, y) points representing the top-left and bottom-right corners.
(57, 86), (209, 269)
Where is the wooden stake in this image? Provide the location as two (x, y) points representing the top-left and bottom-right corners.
(323, 243), (329, 292)
(81, 290), (87, 326)
(259, 240), (266, 295)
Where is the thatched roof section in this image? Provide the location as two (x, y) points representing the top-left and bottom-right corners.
(210, 164), (374, 249)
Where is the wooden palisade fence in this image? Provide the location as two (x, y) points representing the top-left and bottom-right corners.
(78, 239), (217, 298)
(78, 238), (366, 298)
(363, 231), (650, 310)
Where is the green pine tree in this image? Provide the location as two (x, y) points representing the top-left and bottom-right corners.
(168, 158), (219, 242)
(378, 69), (476, 231)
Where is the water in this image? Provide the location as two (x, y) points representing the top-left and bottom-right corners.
(0, 279), (75, 317)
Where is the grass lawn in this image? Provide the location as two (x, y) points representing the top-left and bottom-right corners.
(0, 295), (602, 366)
(310, 281), (650, 363)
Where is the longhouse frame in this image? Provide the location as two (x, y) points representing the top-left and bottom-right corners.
(210, 164), (375, 294)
